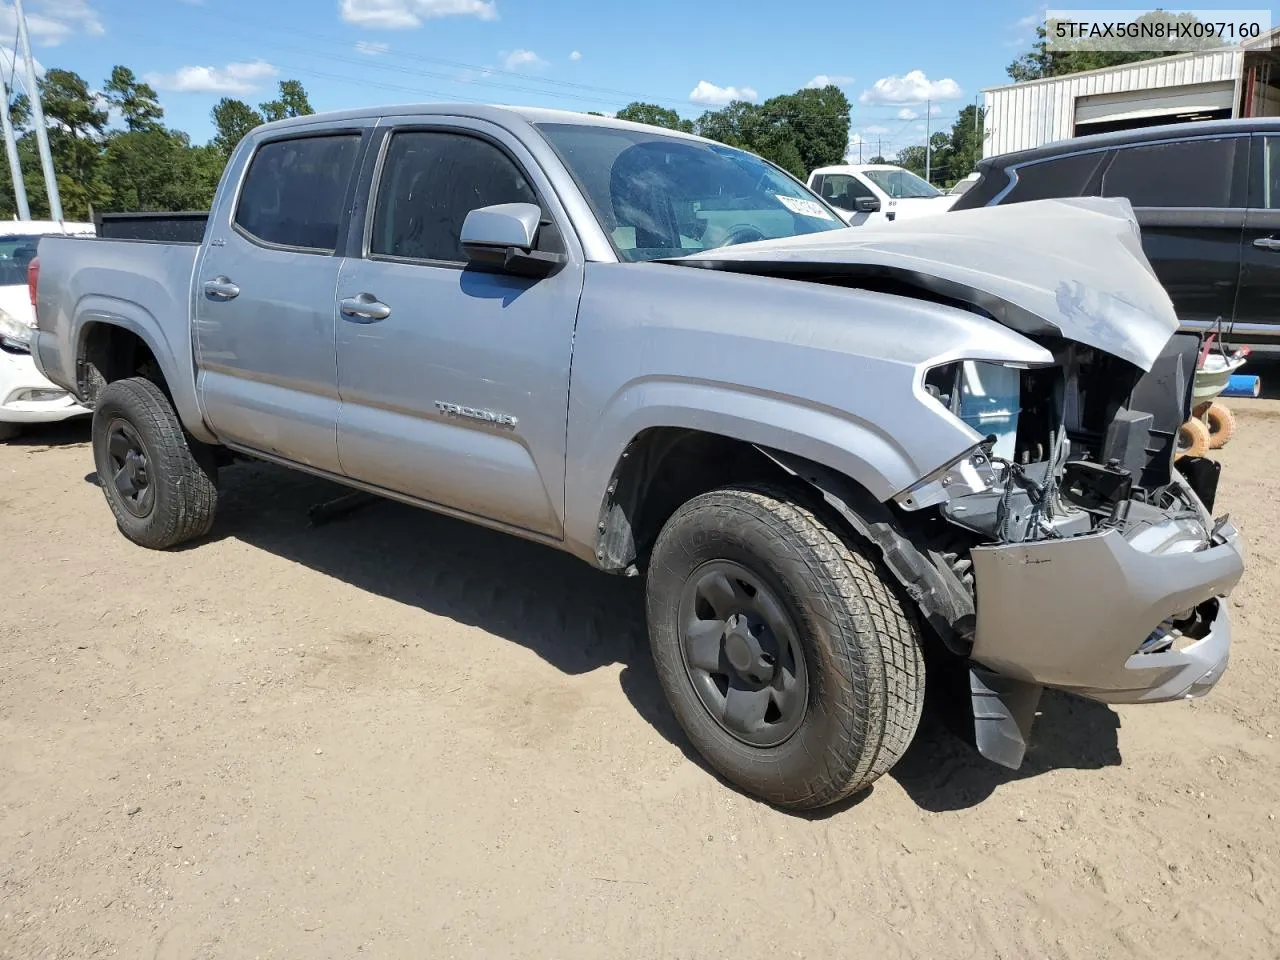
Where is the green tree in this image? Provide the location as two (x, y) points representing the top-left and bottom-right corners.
(1008, 10), (1225, 81)
(943, 104), (984, 182)
(615, 101), (694, 133)
(694, 84), (852, 179)
(896, 144), (927, 178)
(103, 66), (164, 132)
(101, 128), (223, 211)
(40, 68), (107, 138)
(211, 98), (263, 156)
(258, 79), (314, 123)
(867, 154), (887, 164)
(764, 85), (851, 173)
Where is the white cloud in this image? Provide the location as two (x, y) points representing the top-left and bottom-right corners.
(863, 124), (889, 135)
(569, 50), (582, 61)
(897, 107), (918, 120)
(0, 0), (104, 47)
(0, 47), (43, 86)
(355, 40), (390, 55)
(1015, 12), (1041, 29)
(688, 80), (758, 106)
(340, 0), (497, 28)
(144, 60), (278, 94)
(806, 74), (853, 89)
(501, 48), (544, 71)
(859, 70), (962, 105)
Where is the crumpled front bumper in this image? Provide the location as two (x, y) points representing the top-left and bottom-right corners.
(968, 514), (1244, 705)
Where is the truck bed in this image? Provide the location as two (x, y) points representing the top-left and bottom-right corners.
(31, 236), (206, 438)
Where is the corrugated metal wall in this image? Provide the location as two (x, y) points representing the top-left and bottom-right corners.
(982, 49), (1243, 157)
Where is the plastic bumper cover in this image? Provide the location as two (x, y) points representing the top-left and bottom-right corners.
(969, 518), (1243, 704)
(1, 345), (90, 424)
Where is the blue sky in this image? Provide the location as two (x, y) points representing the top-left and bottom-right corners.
(0, 1), (1249, 159)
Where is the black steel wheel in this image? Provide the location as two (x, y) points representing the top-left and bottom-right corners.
(91, 376), (218, 550)
(678, 560), (808, 747)
(103, 418), (155, 518)
(646, 483), (925, 810)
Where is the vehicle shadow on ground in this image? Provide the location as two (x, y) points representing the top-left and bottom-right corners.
(130, 458), (1123, 816)
(5, 418), (90, 449)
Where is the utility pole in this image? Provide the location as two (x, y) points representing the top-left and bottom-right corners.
(924, 98), (931, 183)
(858, 138), (862, 163)
(877, 136), (881, 160)
(0, 65), (30, 220)
(14, 0), (61, 221)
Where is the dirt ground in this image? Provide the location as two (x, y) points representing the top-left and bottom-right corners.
(2, 397), (1278, 960)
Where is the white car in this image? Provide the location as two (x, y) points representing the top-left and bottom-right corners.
(0, 220), (95, 441)
(807, 164), (959, 225)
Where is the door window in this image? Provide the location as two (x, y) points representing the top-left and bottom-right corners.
(233, 134), (361, 252)
(1262, 136), (1280, 209)
(1101, 137), (1244, 208)
(370, 131), (540, 263)
(815, 174), (876, 211)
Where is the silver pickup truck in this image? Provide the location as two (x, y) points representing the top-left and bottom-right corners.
(30, 105), (1244, 810)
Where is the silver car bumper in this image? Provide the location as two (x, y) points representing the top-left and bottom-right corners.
(968, 516), (1244, 704)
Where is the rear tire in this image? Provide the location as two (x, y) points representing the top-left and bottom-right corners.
(645, 484), (925, 810)
(91, 377), (218, 549)
(1205, 401), (1236, 450)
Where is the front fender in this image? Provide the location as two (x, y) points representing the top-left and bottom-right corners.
(562, 262), (1051, 562)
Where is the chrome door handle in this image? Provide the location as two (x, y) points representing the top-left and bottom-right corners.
(339, 294), (391, 322)
(202, 276), (240, 300)
(1253, 237), (1280, 251)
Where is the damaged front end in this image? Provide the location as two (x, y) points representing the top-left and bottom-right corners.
(894, 332), (1244, 768)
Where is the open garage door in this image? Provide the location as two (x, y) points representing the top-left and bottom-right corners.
(1074, 81), (1235, 137)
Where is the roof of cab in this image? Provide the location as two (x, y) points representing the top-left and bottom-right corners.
(252, 102), (713, 144)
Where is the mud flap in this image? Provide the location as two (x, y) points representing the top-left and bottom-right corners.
(970, 666), (1043, 769)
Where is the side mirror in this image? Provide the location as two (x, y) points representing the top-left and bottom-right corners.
(460, 202), (565, 278)
(854, 197), (881, 213)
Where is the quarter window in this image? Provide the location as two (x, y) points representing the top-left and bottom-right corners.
(234, 135), (361, 252)
(1003, 152), (1107, 203)
(1101, 137), (1243, 208)
(371, 131), (540, 263)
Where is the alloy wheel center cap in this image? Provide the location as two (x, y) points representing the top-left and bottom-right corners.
(723, 615), (771, 680)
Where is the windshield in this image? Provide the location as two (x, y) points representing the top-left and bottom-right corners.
(862, 168), (942, 199)
(536, 122), (845, 262)
(0, 235), (39, 286)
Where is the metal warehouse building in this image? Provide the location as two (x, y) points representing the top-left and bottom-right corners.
(982, 30), (1280, 157)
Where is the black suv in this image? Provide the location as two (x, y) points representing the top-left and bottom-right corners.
(951, 118), (1280, 353)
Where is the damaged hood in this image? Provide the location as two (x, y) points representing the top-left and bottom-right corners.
(672, 197), (1178, 371)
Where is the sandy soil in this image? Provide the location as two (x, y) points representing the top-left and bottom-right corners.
(2, 398), (1279, 960)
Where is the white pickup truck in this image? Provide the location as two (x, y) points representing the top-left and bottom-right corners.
(808, 164), (960, 225)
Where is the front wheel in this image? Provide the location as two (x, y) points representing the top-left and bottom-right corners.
(91, 377), (218, 549)
(645, 484), (925, 810)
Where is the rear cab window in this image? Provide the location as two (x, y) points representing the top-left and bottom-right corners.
(233, 134), (362, 252)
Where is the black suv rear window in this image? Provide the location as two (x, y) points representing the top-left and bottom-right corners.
(1002, 151), (1108, 204)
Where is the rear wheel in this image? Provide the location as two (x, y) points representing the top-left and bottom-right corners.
(91, 377), (218, 549)
(645, 484), (925, 810)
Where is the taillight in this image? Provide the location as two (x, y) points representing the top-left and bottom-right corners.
(27, 256), (39, 309)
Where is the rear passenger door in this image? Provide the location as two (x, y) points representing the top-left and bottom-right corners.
(195, 124), (371, 472)
(1098, 135), (1249, 332)
(332, 119), (585, 538)
(1237, 134), (1280, 349)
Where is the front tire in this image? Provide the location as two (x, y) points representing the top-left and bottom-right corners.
(645, 484), (925, 810)
(91, 377), (218, 549)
